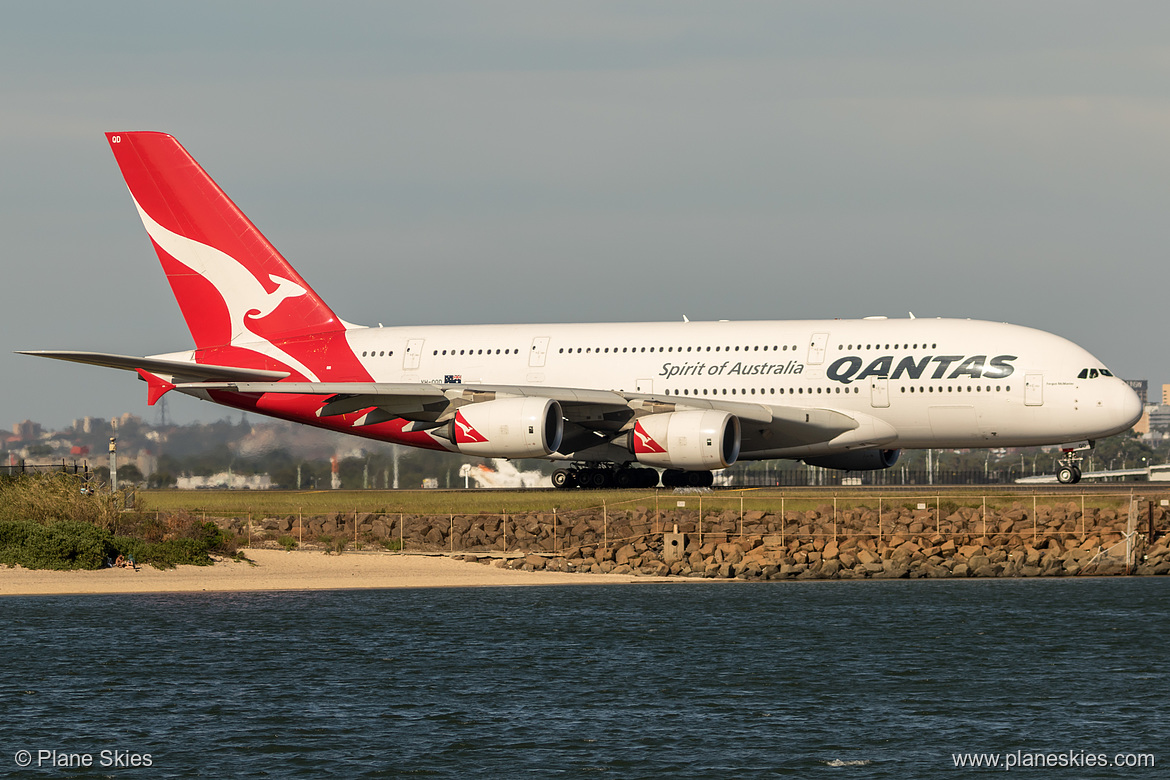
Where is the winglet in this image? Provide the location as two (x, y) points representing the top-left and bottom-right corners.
(136, 369), (176, 406)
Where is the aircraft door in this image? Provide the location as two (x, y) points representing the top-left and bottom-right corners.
(808, 333), (829, 365)
(1024, 374), (1043, 406)
(529, 337), (550, 368)
(870, 376), (890, 408)
(403, 339), (425, 370)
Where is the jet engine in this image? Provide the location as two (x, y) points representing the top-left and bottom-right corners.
(628, 410), (740, 470)
(803, 448), (901, 471)
(444, 397), (564, 458)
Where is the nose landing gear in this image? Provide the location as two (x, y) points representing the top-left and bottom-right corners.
(1055, 441), (1093, 484)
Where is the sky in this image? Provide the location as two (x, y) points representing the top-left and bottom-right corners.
(3, 1), (1169, 430)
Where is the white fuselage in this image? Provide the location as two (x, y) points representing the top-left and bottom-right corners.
(335, 317), (1141, 460)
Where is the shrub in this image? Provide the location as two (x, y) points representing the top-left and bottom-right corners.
(0, 520), (116, 570)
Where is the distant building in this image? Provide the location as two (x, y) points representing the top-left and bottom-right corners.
(1126, 379), (1149, 405)
(1135, 407), (1151, 435)
(1149, 405), (1170, 433)
(176, 472), (273, 490)
(12, 420), (42, 441)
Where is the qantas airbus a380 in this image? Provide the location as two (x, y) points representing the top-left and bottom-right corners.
(21, 132), (1142, 488)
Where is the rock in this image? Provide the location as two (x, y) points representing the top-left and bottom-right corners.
(614, 544), (637, 566)
(716, 543), (744, 565)
(856, 549), (879, 566)
(968, 554), (990, 572)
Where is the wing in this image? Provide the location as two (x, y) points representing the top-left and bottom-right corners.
(146, 378), (892, 455)
(19, 350), (892, 455)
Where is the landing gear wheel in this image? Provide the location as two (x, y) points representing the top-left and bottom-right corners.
(686, 471), (714, 488)
(640, 469), (661, 488)
(615, 469), (635, 489)
(552, 468), (573, 489)
(1057, 466), (1076, 485)
(1071, 466), (1082, 484)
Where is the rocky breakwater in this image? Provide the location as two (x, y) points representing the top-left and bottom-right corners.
(457, 501), (1170, 580)
(207, 500), (1170, 579)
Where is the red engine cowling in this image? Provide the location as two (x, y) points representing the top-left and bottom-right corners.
(449, 397), (564, 458)
(629, 410), (740, 470)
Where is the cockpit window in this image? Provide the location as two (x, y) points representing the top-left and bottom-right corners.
(1078, 368), (1106, 379)
(1078, 369), (1088, 379)
(1100, 368), (1113, 377)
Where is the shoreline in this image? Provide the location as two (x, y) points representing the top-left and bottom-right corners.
(0, 549), (647, 597)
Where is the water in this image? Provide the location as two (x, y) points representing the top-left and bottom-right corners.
(2, 579), (1167, 777)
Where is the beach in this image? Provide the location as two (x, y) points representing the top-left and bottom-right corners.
(0, 550), (643, 596)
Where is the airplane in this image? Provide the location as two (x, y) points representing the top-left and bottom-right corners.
(20, 132), (1143, 489)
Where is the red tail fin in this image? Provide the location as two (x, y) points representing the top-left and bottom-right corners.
(106, 132), (344, 352)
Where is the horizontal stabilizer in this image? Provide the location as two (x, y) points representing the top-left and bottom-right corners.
(17, 350), (290, 383)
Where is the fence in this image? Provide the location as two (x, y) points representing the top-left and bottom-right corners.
(0, 460), (91, 479)
(176, 491), (1169, 560)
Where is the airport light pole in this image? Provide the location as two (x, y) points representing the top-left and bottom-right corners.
(109, 436), (118, 493)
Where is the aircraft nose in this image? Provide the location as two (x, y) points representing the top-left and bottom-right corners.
(1114, 380), (1143, 431)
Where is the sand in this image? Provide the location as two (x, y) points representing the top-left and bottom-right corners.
(0, 550), (646, 596)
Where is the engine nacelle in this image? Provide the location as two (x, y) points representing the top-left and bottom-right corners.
(629, 410), (740, 470)
(448, 397), (563, 458)
(803, 448), (901, 471)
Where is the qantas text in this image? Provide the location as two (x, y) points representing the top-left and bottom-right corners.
(827, 354), (1017, 385)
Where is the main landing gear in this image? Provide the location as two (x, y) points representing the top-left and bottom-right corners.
(550, 465), (717, 490)
(552, 465), (659, 489)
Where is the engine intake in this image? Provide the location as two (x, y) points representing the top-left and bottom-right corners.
(447, 397), (563, 458)
(629, 410), (740, 470)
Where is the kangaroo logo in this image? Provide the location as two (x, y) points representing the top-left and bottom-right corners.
(132, 197), (321, 381)
(453, 410), (489, 443)
(632, 421), (666, 453)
